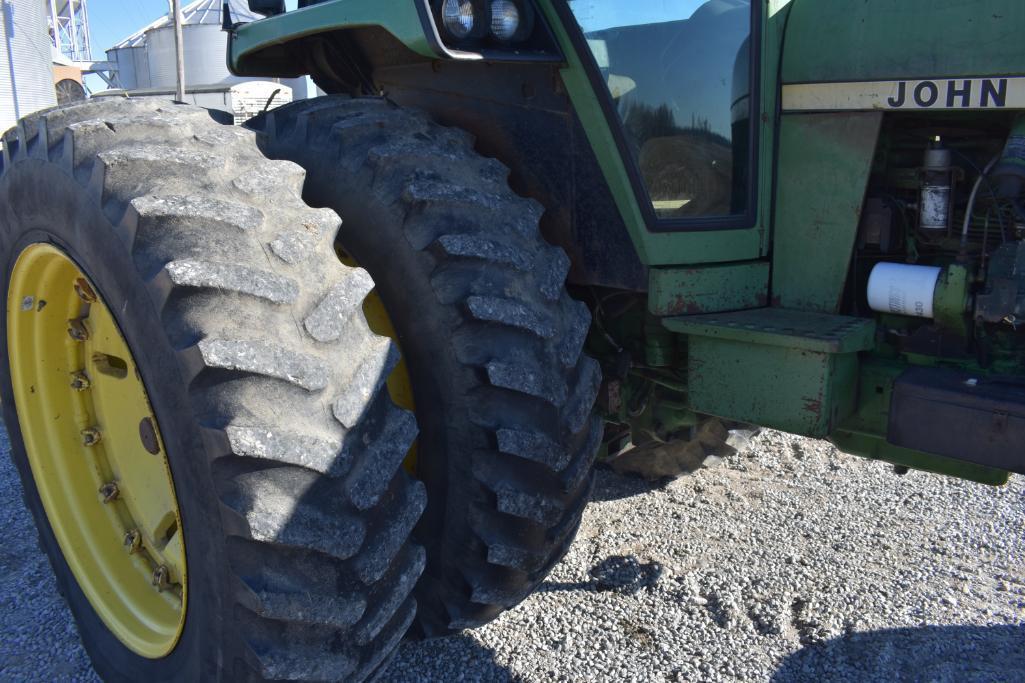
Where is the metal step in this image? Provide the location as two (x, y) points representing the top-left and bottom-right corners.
(664, 308), (876, 437)
(663, 308), (876, 354)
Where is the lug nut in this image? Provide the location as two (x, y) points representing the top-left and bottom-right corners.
(151, 565), (171, 592)
(74, 278), (98, 303)
(70, 371), (91, 391)
(67, 318), (89, 342)
(123, 529), (142, 553)
(99, 481), (120, 503)
(81, 428), (101, 446)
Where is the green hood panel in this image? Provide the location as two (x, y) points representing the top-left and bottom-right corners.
(782, 0), (1025, 84)
(229, 0), (439, 76)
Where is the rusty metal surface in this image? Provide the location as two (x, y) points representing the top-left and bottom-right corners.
(648, 261), (769, 316)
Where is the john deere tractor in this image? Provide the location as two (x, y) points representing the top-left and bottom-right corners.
(1, 0), (1022, 679)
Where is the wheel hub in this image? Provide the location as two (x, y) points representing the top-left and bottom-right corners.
(7, 244), (186, 658)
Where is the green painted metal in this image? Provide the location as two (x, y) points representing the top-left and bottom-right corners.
(833, 359), (1008, 485)
(644, 315), (677, 367)
(830, 431), (1008, 486)
(1000, 116), (1025, 174)
(933, 264), (970, 336)
(229, 0), (436, 74)
(532, 0), (791, 268)
(671, 308), (874, 436)
(685, 337), (859, 437)
(782, 0), (1025, 84)
(648, 262), (769, 316)
(231, 0), (790, 270)
(665, 308), (876, 354)
(221, 0), (1022, 485)
(771, 112), (882, 312)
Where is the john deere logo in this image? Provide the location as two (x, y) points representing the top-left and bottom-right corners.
(782, 76), (1025, 112)
(886, 79), (1007, 109)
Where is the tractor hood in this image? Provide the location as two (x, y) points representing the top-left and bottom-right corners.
(781, 0), (1024, 85)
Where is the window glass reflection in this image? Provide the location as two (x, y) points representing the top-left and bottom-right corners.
(567, 0), (753, 219)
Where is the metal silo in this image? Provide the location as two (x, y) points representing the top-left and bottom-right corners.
(145, 0), (258, 90)
(106, 25), (152, 91)
(1, 0), (57, 134)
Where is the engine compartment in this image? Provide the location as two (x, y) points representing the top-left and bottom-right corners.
(850, 112), (1025, 374)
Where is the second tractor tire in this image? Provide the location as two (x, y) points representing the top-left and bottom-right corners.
(250, 97), (604, 635)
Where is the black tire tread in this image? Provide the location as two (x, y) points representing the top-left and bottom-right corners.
(2, 98), (424, 681)
(247, 96), (603, 636)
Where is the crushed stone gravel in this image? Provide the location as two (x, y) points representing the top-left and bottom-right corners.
(1, 427), (1022, 682)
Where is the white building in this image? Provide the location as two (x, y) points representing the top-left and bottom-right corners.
(1, 0), (58, 134)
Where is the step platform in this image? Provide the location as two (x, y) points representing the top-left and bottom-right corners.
(664, 308), (876, 437)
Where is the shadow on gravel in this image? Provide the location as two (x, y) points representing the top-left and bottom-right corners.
(771, 624), (1025, 683)
(539, 555), (663, 595)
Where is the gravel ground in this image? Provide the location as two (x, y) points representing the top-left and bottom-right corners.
(1, 426), (1022, 682)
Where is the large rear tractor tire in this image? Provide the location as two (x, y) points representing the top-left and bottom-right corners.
(0, 99), (424, 681)
(249, 97), (604, 636)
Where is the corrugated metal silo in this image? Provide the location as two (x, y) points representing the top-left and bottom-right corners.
(0, 0), (57, 134)
(106, 27), (151, 91)
(145, 0), (257, 90)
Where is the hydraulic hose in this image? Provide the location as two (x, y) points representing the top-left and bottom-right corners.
(960, 153), (1002, 253)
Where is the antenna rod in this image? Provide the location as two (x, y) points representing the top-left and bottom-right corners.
(171, 0), (186, 102)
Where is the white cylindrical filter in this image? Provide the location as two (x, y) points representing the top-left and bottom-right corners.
(867, 263), (941, 318)
(920, 146), (952, 230)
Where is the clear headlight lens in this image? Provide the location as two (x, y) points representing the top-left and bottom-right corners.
(442, 0), (476, 39)
(490, 0), (521, 41)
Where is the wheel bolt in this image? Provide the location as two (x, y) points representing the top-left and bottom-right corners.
(99, 481), (120, 503)
(67, 318), (89, 342)
(74, 278), (98, 303)
(70, 371), (91, 391)
(81, 428), (102, 446)
(123, 529), (142, 554)
(151, 565), (171, 592)
(74, 278), (97, 301)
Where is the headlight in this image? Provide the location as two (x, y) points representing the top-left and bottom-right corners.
(490, 0), (521, 41)
(434, 0), (536, 46)
(442, 0), (476, 39)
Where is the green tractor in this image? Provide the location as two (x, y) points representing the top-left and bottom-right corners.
(1, 0), (1022, 679)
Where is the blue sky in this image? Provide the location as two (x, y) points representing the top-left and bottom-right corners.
(568, 0), (707, 32)
(85, 1), (709, 56)
(82, 0), (166, 90)
(84, 0), (301, 90)
(86, 0), (301, 56)
(87, 0), (167, 56)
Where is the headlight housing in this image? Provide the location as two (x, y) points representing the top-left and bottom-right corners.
(432, 0), (535, 47)
(490, 0), (521, 41)
(441, 0), (478, 40)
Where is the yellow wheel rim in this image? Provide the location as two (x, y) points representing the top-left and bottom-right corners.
(337, 248), (418, 472)
(7, 244), (186, 658)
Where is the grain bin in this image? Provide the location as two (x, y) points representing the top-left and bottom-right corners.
(145, 0), (258, 90)
(106, 25), (151, 91)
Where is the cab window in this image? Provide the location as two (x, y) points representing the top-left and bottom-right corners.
(566, 0), (754, 221)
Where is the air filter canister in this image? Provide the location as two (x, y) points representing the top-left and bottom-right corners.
(867, 262), (942, 318)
